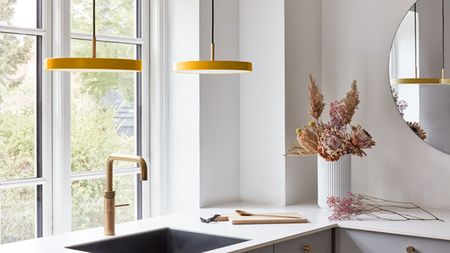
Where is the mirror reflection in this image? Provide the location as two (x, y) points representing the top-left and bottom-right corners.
(390, 0), (450, 154)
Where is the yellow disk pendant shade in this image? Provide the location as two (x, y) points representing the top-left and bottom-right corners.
(45, 58), (142, 72)
(174, 44), (252, 74)
(391, 77), (440, 85)
(174, 0), (252, 74)
(174, 59), (252, 74)
(45, 0), (142, 72)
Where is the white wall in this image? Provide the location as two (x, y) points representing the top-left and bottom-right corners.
(199, 0), (241, 207)
(166, 0), (201, 213)
(321, 0), (450, 209)
(284, 0), (322, 204)
(165, 0), (242, 211)
(239, 0), (286, 205)
(164, 0), (450, 210)
(166, 0), (321, 208)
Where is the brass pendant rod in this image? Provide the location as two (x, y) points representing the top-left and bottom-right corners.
(92, 0), (97, 58)
(442, 0), (446, 78)
(211, 43), (215, 61)
(414, 3), (418, 78)
(211, 0), (215, 61)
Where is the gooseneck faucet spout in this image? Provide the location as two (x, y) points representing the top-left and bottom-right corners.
(104, 154), (148, 236)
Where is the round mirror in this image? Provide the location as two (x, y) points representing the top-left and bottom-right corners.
(389, 0), (450, 154)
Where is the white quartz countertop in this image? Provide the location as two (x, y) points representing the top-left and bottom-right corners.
(1, 203), (450, 253)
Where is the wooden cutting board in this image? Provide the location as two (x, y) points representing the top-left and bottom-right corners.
(221, 212), (308, 225)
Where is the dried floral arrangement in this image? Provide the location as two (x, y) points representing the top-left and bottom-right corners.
(327, 193), (443, 222)
(287, 75), (375, 161)
(391, 87), (427, 140)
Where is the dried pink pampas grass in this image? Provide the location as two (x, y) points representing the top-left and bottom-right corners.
(286, 75), (375, 161)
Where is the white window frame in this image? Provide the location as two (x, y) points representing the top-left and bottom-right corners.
(0, 0), (152, 240)
(149, 0), (168, 216)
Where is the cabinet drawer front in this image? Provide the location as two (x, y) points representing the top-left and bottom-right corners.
(274, 230), (332, 253)
(335, 228), (450, 253)
(245, 245), (274, 253)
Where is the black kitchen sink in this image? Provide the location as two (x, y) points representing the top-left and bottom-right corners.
(66, 228), (247, 253)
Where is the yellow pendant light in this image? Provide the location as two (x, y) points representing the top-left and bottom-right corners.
(173, 0), (252, 74)
(392, 1), (450, 85)
(45, 0), (142, 72)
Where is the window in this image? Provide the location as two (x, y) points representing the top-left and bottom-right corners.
(69, 0), (144, 232)
(0, 0), (149, 243)
(0, 0), (46, 244)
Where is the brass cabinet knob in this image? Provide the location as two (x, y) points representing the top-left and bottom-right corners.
(303, 244), (312, 252)
(406, 246), (416, 253)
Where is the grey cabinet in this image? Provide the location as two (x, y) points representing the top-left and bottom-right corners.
(335, 228), (450, 253)
(243, 228), (450, 253)
(246, 245), (274, 253)
(274, 230), (332, 253)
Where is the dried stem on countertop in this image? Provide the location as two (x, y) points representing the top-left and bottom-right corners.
(327, 193), (444, 222)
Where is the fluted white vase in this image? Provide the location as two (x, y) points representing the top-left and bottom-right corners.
(317, 154), (351, 209)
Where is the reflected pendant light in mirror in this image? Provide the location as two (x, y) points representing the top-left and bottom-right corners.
(173, 0), (253, 74)
(45, 0), (142, 72)
(392, 0), (450, 85)
(391, 3), (440, 84)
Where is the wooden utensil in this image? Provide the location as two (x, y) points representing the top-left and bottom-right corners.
(228, 212), (308, 225)
(235, 209), (302, 219)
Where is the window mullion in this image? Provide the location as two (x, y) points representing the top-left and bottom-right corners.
(70, 32), (144, 45)
(141, 0), (151, 219)
(0, 178), (47, 189)
(51, 0), (72, 235)
(0, 26), (46, 36)
(41, 0), (54, 238)
(36, 32), (43, 238)
(148, 0), (167, 217)
(136, 43), (143, 220)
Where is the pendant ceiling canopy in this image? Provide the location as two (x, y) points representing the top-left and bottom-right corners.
(45, 0), (142, 72)
(392, 1), (449, 85)
(173, 0), (252, 74)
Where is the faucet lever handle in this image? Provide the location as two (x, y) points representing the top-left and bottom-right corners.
(115, 203), (130, 208)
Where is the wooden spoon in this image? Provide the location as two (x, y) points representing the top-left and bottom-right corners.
(235, 210), (301, 219)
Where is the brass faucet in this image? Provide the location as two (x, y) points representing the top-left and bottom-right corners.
(104, 154), (148, 236)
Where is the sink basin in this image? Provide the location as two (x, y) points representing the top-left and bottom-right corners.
(66, 228), (247, 253)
